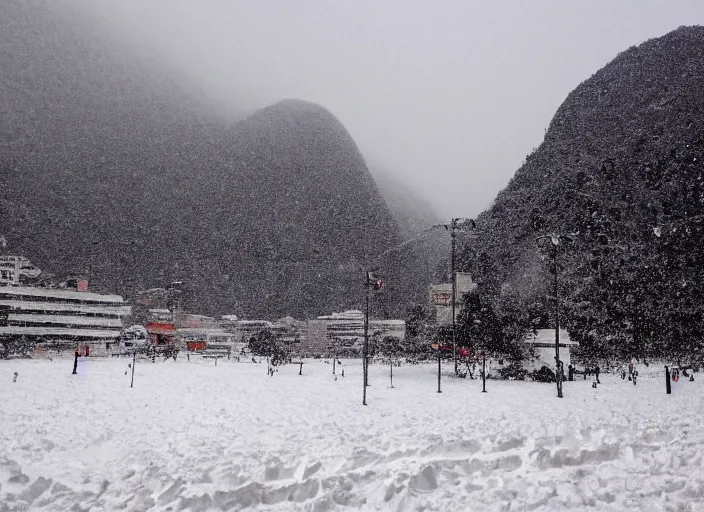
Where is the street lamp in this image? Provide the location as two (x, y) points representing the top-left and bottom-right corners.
(362, 270), (383, 405)
(360, 225), (441, 404)
(536, 234), (572, 398)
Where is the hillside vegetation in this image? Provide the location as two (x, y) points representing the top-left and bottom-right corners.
(460, 26), (704, 363)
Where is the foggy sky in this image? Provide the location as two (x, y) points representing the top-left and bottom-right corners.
(68, 0), (704, 219)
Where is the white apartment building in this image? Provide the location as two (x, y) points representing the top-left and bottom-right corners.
(0, 284), (131, 353)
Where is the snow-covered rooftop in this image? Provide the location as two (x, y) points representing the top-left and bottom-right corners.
(525, 329), (579, 346)
(0, 285), (124, 303)
(0, 300), (130, 316)
(7, 314), (123, 328)
(0, 326), (121, 338)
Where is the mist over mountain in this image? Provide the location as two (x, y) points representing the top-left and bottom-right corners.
(0, 0), (432, 318)
(370, 168), (448, 284)
(461, 26), (704, 360)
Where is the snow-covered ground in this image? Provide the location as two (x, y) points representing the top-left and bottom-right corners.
(1, 357), (703, 511)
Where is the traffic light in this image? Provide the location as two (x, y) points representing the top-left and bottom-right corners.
(366, 271), (384, 291)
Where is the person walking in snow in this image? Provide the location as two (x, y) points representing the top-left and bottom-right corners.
(632, 369), (638, 385)
(595, 365), (601, 384)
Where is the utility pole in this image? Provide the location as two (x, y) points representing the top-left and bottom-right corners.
(434, 218), (475, 375)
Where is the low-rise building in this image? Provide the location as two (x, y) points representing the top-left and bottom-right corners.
(523, 329), (579, 372)
(235, 320), (273, 346)
(321, 310), (364, 354)
(429, 272), (477, 325)
(0, 256), (42, 285)
(370, 319), (406, 340)
(179, 328), (239, 353)
(299, 310), (406, 357)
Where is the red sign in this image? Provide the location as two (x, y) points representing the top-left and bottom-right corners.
(77, 280), (88, 292)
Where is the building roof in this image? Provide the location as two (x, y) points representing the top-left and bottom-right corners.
(178, 328), (236, 337)
(0, 326), (121, 338)
(146, 322), (176, 334)
(7, 313), (123, 328)
(0, 300), (130, 316)
(524, 329), (579, 346)
(0, 285), (124, 304)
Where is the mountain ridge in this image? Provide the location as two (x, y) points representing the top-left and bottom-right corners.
(0, 0), (431, 319)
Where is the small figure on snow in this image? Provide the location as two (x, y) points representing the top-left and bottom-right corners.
(632, 370), (638, 385)
(72, 349), (80, 375)
(595, 365), (601, 384)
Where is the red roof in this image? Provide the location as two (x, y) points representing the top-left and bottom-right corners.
(146, 322), (176, 334)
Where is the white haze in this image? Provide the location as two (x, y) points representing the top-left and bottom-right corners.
(65, 0), (704, 219)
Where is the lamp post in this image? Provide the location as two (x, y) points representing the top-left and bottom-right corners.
(536, 234), (566, 398)
(437, 341), (442, 393)
(363, 270), (384, 405)
(362, 271), (372, 405)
